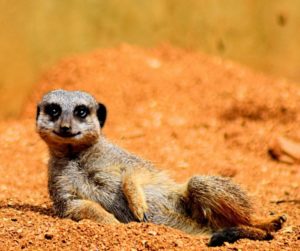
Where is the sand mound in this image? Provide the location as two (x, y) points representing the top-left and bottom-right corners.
(0, 45), (299, 250)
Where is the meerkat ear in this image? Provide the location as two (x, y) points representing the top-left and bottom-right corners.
(97, 103), (107, 128)
(36, 105), (41, 121)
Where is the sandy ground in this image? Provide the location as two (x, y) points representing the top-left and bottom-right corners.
(0, 45), (299, 250)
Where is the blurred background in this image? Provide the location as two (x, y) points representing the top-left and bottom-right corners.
(1, 0), (300, 118)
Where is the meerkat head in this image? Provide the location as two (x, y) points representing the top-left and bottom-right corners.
(36, 89), (106, 148)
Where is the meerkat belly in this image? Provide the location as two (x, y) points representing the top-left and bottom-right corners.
(143, 185), (186, 224)
(79, 173), (183, 223)
(71, 165), (185, 223)
(79, 171), (136, 223)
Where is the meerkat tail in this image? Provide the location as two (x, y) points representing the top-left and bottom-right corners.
(186, 176), (252, 230)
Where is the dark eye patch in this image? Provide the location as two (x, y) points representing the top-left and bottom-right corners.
(44, 103), (61, 120)
(74, 105), (90, 119)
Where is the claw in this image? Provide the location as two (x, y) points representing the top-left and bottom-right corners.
(279, 215), (287, 223)
(270, 214), (287, 231)
(143, 213), (149, 222)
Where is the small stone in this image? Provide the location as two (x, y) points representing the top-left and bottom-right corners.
(45, 233), (53, 240)
(173, 240), (183, 247)
(177, 161), (189, 169)
(218, 167), (237, 178)
(146, 58), (161, 69)
(232, 248), (242, 251)
(281, 226), (294, 234)
(141, 240), (149, 248)
(148, 230), (157, 236)
(224, 242), (230, 247)
(291, 182), (299, 189)
(11, 218), (17, 222)
(7, 201), (14, 207)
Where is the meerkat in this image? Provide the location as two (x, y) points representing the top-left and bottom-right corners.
(36, 89), (286, 246)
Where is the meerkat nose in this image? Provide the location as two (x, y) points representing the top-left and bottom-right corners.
(60, 125), (71, 133)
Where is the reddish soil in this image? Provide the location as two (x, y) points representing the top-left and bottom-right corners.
(0, 44), (299, 250)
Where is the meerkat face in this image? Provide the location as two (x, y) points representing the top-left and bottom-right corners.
(36, 89), (106, 146)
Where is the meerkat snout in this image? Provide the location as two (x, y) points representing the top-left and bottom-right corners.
(36, 89), (107, 147)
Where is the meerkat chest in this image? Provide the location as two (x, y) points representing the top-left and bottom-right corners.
(50, 158), (121, 196)
(86, 166), (121, 189)
(75, 161), (123, 199)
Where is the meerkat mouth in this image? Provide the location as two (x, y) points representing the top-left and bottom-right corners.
(53, 131), (81, 138)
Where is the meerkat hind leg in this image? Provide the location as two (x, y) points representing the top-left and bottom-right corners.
(208, 225), (273, 247)
(186, 176), (252, 230)
(207, 215), (287, 246)
(252, 214), (287, 232)
(209, 213), (287, 247)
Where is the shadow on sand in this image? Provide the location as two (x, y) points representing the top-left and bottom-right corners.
(0, 201), (55, 217)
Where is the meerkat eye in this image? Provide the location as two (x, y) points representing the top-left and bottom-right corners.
(44, 103), (61, 119)
(74, 105), (90, 119)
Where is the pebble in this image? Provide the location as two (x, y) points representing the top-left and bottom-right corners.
(282, 226), (294, 234)
(44, 233), (54, 240)
(173, 240), (183, 247)
(148, 230), (157, 236)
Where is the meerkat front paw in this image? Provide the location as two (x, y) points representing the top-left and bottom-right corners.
(127, 191), (149, 222)
(133, 206), (149, 222)
(122, 182), (149, 222)
(122, 171), (149, 222)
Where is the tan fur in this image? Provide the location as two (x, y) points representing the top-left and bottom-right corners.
(36, 90), (287, 246)
(122, 168), (150, 221)
(252, 215), (287, 232)
(65, 199), (119, 224)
